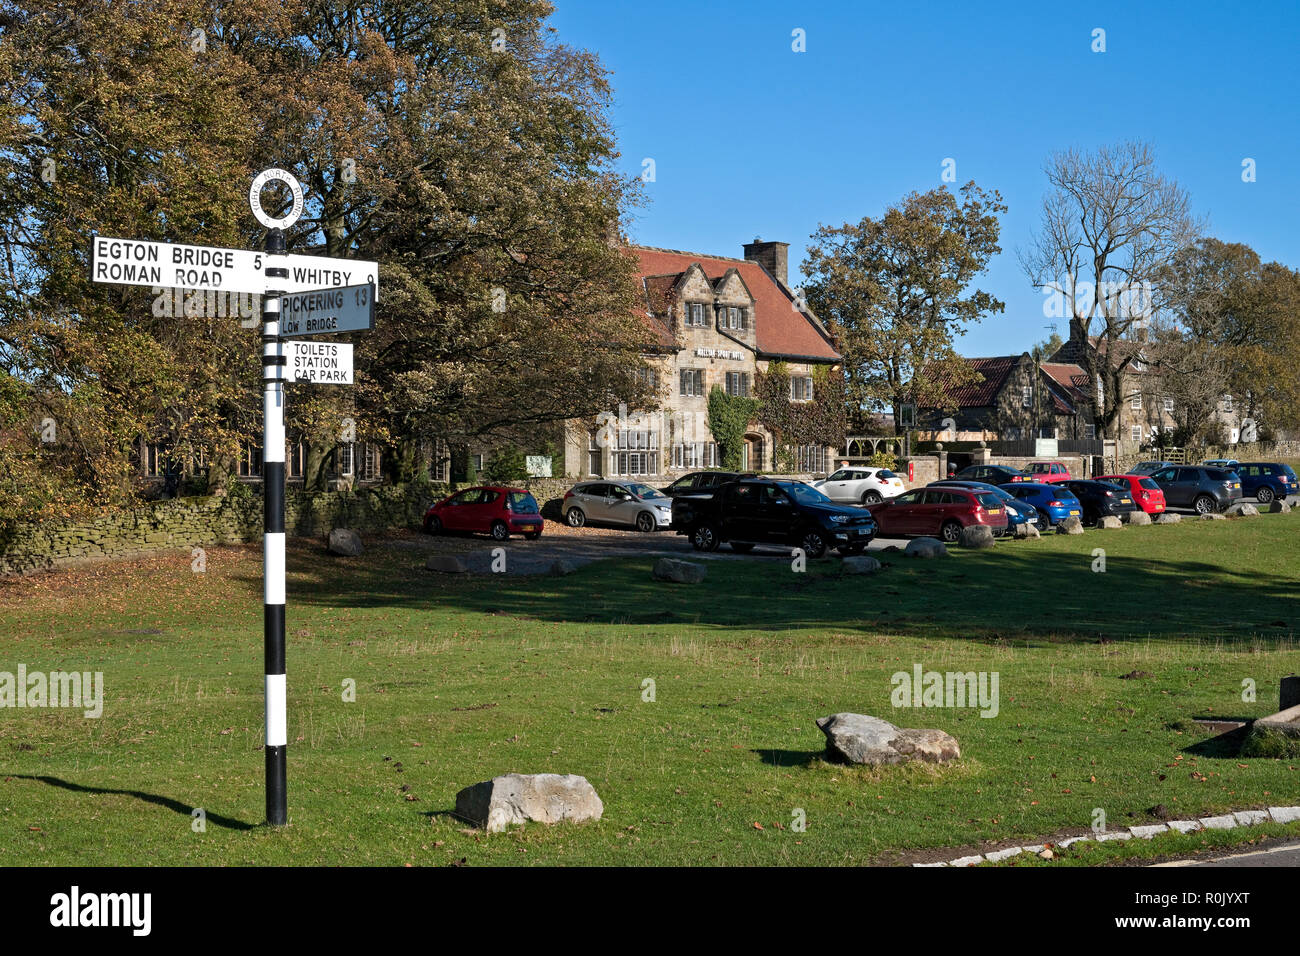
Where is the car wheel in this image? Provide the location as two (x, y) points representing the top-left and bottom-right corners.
(490, 520), (509, 541)
(940, 520), (963, 544)
(798, 529), (828, 559)
(1257, 486), (1274, 504)
(1193, 494), (1216, 515)
(730, 542), (755, 553)
(1035, 510), (1049, 532)
(862, 490), (883, 505)
(636, 511), (656, 533)
(692, 524), (720, 552)
(423, 515), (441, 535)
(566, 507), (586, 528)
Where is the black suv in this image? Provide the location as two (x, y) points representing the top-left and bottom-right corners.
(1061, 479), (1139, 526)
(1147, 466), (1243, 514)
(671, 478), (876, 558)
(953, 464), (1030, 484)
(660, 470), (756, 498)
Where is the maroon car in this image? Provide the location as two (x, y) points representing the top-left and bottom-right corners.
(424, 486), (543, 541)
(865, 486), (1009, 543)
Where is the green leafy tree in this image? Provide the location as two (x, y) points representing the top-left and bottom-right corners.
(802, 182), (1006, 433)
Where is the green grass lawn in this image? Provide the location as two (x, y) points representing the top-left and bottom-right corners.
(1, 512), (1298, 865)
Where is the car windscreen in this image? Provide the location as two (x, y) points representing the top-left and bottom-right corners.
(1138, 478), (1160, 491)
(1282, 465), (1298, 479)
(506, 492), (539, 513)
(624, 482), (665, 499)
(975, 493), (1003, 509)
(781, 482), (831, 504)
(875, 469), (895, 479)
(1204, 469), (1233, 481)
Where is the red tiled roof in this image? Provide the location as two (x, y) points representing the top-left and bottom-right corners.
(937, 356), (1019, 408)
(1040, 363), (1089, 397)
(630, 246), (840, 361)
(1038, 362), (1089, 415)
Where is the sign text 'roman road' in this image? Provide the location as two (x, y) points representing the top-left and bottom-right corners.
(90, 236), (380, 298)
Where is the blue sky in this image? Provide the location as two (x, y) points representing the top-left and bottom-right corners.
(549, 0), (1300, 356)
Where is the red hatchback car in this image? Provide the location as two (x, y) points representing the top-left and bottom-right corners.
(1097, 474), (1166, 514)
(1026, 461), (1072, 483)
(865, 486), (1010, 543)
(424, 486), (543, 540)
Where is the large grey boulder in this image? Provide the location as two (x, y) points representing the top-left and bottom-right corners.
(652, 557), (707, 584)
(1268, 500), (1292, 514)
(815, 713), (960, 766)
(960, 524), (996, 548)
(327, 528), (363, 556)
(1199, 512), (1226, 521)
(1225, 502), (1259, 517)
(841, 555), (882, 574)
(1013, 522), (1041, 539)
(1154, 512), (1181, 524)
(455, 773), (603, 833)
(1098, 515), (1123, 529)
(426, 554), (469, 573)
(1126, 510), (1152, 526)
(1057, 516), (1084, 534)
(904, 537), (948, 558)
(549, 559), (578, 576)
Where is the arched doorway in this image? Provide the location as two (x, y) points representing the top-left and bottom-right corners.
(743, 433), (765, 472)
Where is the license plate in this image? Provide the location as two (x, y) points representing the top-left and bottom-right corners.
(1069, 510), (1080, 516)
(1233, 483), (1240, 488)
(988, 508), (1001, 515)
(1120, 498), (1132, 504)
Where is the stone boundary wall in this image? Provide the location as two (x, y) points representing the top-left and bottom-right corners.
(0, 483), (445, 576)
(0, 472), (833, 576)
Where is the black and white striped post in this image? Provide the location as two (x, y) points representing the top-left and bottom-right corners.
(249, 168), (305, 827)
(261, 225), (289, 826)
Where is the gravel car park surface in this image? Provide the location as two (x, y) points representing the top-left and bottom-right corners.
(379, 521), (909, 573)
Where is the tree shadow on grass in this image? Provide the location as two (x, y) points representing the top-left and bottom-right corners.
(270, 534), (1300, 646)
(13, 775), (256, 830)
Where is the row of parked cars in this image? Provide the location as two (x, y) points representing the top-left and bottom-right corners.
(416, 458), (1296, 555)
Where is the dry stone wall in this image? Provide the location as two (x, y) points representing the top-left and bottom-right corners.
(0, 483), (442, 575)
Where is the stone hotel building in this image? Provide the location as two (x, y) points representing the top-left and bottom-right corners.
(563, 241), (842, 480)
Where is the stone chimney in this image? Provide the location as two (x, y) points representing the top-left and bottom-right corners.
(743, 238), (789, 289)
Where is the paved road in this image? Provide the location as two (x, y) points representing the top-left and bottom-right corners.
(1154, 840), (1300, 867)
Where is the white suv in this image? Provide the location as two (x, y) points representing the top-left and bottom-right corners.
(813, 467), (906, 505)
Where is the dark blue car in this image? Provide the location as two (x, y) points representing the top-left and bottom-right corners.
(998, 481), (1083, 529)
(931, 480), (1037, 534)
(1235, 462), (1298, 505)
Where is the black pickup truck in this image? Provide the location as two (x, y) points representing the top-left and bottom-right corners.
(671, 478), (876, 558)
(660, 470), (756, 498)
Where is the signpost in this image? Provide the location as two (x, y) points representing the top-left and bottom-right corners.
(89, 167), (374, 827)
(287, 341), (354, 384)
(279, 284), (374, 337)
(90, 236), (381, 299)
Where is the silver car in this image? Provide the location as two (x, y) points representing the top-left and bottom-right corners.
(562, 481), (673, 532)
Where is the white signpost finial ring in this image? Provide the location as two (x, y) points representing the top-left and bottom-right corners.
(250, 168), (305, 230)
